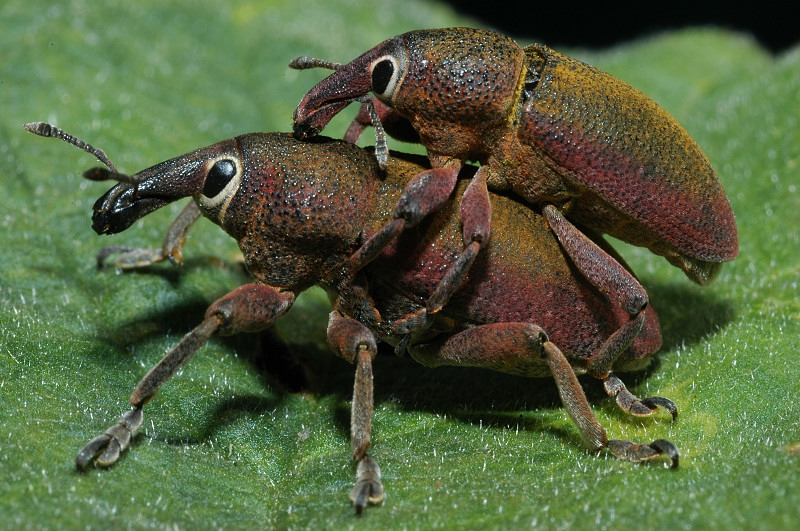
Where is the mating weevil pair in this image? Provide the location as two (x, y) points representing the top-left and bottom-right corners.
(26, 26), (737, 514)
(28, 125), (678, 514)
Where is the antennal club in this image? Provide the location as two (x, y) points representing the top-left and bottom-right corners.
(24, 122), (117, 173)
(356, 97), (388, 170)
(288, 56), (342, 71)
(24, 121), (143, 188)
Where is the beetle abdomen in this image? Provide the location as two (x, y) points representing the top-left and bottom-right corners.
(518, 45), (738, 277)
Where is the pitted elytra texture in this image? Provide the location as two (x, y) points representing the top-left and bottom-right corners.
(28, 124), (679, 514)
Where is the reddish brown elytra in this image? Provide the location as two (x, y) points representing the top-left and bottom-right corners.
(28, 124), (678, 514)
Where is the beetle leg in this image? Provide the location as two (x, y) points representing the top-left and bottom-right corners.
(539, 207), (676, 419)
(603, 373), (677, 420)
(351, 456), (383, 515)
(344, 98), (420, 146)
(346, 166), (460, 275)
(542, 204), (648, 377)
(429, 165), (491, 313)
(546, 331), (678, 466)
(96, 201), (202, 269)
(392, 166), (491, 337)
(327, 311), (379, 456)
(347, 165), (491, 344)
(327, 310), (384, 514)
(76, 283), (295, 471)
(408, 323), (678, 468)
(75, 407), (144, 469)
(542, 204), (647, 317)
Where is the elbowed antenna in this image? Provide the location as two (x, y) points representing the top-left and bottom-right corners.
(24, 121), (141, 186)
(25, 122), (117, 173)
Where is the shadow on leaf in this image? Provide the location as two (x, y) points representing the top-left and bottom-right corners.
(80, 263), (737, 462)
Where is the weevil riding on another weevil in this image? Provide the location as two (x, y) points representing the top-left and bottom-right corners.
(291, 27), (738, 338)
(27, 122), (678, 514)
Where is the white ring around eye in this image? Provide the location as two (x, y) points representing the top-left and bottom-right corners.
(196, 155), (243, 224)
(369, 52), (407, 101)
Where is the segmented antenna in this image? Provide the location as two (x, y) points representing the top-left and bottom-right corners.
(81, 167), (142, 185)
(24, 121), (117, 172)
(24, 121), (143, 188)
(358, 97), (388, 171)
(288, 56), (342, 71)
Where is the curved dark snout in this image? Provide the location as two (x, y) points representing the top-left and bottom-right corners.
(292, 46), (389, 139)
(292, 100), (352, 139)
(91, 182), (172, 234)
(89, 150), (211, 234)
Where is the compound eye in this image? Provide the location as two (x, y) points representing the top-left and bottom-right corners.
(198, 156), (242, 223)
(203, 159), (237, 198)
(370, 55), (404, 100)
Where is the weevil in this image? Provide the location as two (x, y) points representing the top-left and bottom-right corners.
(291, 27), (738, 333)
(28, 123), (678, 514)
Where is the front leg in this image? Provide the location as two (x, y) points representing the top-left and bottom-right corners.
(345, 166), (461, 275)
(97, 201), (202, 269)
(354, 165), (492, 342)
(409, 323), (679, 468)
(344, 98), (420, 146)
(327, 310), (384, 514)
(76, 283), (295, 470)
(400, 165), (491, 321)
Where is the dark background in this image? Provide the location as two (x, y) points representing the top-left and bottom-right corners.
(445, 1), (797, 53)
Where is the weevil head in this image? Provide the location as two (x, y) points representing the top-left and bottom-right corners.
(93, 133), (383, 290)
(209, 133), (381, 288)
(293, 28), (525, 160)
(292, 33), (407, 139)
(91, 138), (242, 234)
(394, 28), (525, 159)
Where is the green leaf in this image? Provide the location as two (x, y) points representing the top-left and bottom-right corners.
(2, 2), (799, 528)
